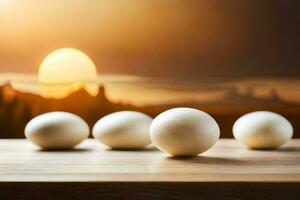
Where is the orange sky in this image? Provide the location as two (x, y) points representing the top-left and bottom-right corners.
(0, 0), (299, 77)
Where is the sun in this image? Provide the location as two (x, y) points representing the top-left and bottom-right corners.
(38, 48), (99, 98)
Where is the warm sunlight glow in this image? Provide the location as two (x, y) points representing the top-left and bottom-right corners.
(38, 48), (99, 98)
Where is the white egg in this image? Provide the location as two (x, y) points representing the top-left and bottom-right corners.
(150, 107), (220, 156)
(233, 111), (293, 149)
(92, 111), (153, 149)
(25, 112), (89, 150)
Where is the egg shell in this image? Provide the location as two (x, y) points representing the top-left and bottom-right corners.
(150, 107), (220, 156)
(92, 111), (153, 149)
(233, 111), (293, 149)
(25, 112), (89, 150)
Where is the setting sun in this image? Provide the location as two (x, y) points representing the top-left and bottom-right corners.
(38, 48), (99, 98)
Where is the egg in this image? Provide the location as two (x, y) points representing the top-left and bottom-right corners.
(233, 111), (293, 149)
(92, 111), (153, 149)
(25, 112), (89, 150)
(150, 107), (220, 156)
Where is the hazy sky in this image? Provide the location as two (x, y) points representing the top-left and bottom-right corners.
(0, 0), (299, 78)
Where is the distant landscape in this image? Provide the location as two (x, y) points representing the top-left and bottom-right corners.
(1, 76), (300, 138)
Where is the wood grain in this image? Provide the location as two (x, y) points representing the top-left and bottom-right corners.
(0, 139), (299, 199)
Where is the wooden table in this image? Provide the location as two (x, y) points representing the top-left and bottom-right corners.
(0, 139), (299, 199)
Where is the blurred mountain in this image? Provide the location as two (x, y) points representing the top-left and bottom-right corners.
(1, 82), (300, 138)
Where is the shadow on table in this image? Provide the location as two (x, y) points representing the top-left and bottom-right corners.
(106, 145), (158, 152)
(272, 146), (300, 152)
(249, 146), (300, 152)
(36, 148), (91, 152)
(165, 155), (244, 164)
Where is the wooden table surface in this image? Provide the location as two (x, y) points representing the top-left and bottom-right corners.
(0, 139), (299, 199)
